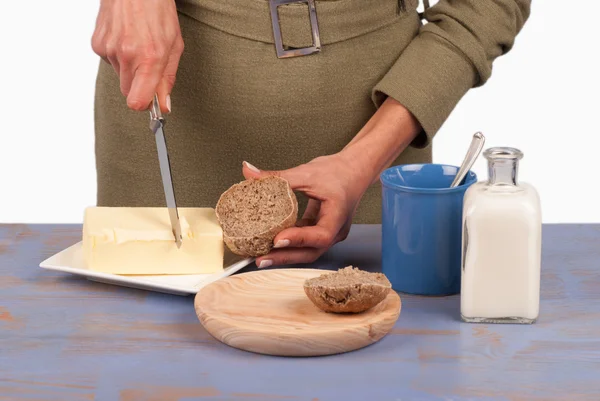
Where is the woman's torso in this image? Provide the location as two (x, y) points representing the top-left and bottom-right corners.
(94, 0), (431, 223)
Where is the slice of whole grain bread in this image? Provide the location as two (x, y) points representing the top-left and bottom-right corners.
(303, 266), (392, 313)
(215, 176), (298, 257)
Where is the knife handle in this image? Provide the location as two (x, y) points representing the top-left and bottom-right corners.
(149, 93), (164, 121)
(148, 94), (165, 132)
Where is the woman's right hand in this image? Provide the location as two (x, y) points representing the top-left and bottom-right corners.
(91, 0), (184, 113)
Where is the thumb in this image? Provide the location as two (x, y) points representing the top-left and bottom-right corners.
(156, 79), (172, 114)
(156, 50), (182, 114)
(241, 161), (306, 190)
(241, 161), (265, 179)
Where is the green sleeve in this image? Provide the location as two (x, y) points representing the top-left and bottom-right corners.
(372, 0), (532, 148)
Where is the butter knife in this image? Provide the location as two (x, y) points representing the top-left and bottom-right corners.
(149, 94), (183, 248)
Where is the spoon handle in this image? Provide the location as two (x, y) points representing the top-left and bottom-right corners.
(451, 132), (485, 188)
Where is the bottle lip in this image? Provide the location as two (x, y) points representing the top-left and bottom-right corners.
(483, 147), (523, 160)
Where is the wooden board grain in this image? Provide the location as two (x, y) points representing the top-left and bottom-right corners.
(194, 268), (401, 356)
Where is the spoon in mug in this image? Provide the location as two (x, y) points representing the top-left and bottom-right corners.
(450, 132), (485, 188)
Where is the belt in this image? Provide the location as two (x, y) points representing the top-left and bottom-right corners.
(177, 0), (420, 58)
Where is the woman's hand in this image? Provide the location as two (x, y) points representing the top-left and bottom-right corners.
(241, 154), (372, 268)
(243, 97), (423, 268)
(91, 0), (183, 113)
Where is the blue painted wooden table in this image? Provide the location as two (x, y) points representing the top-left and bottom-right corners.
(1, 224), (599, 401)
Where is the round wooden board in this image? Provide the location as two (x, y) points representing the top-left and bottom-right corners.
(194, 268), (401, 357)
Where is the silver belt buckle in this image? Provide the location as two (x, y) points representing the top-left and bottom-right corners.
(269, 0), (321, 58)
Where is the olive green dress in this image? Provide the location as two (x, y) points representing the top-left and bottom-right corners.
(94, 0), (531, 223)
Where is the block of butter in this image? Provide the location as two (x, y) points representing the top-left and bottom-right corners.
(82, 207), (224, 275)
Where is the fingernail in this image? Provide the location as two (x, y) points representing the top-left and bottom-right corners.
(274, 239), (290, 249)
(166, 95), (172, 113)
(258, 260), (272, 269)
(243, 161), (260, 174)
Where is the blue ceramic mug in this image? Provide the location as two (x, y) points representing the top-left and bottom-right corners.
(380, 164), (477, 296)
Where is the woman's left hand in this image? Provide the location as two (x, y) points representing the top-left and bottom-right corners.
(242, 97), (422, 268)
(241, 153), (372, 268)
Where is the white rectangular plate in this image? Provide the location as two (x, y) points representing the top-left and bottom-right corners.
(39, 242), (254, 296)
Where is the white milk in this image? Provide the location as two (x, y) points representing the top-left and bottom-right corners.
(460, 147), (542, 324)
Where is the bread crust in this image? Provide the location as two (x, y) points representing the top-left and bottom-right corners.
(303, 267), (392, 313)
(215, 176), (298, 257)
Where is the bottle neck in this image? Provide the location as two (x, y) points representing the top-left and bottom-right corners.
(488, 159), (519, 186)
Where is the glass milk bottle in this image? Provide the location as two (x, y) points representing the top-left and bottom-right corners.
(460, 147), (542, 324)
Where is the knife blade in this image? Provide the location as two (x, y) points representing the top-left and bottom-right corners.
(149, 94), (183, 248)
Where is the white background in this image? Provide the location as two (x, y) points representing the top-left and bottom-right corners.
(1, 1), (598, 224)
